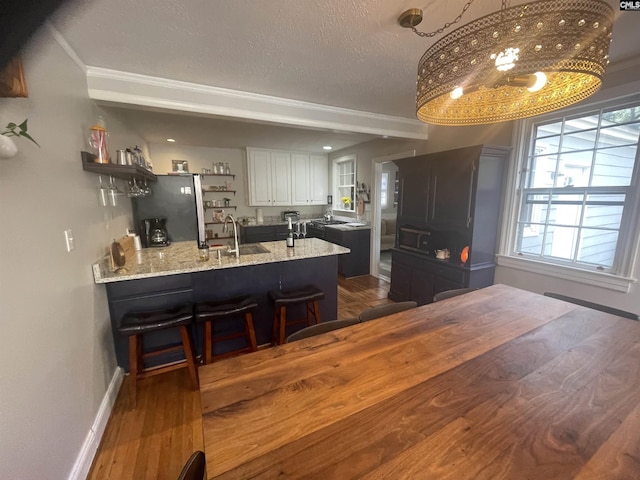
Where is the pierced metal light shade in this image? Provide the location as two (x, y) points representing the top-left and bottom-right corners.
(416, 0), (614, 126)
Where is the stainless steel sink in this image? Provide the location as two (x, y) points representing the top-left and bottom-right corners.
(222, 243), (270, 256)
(239, 243), (270, 255)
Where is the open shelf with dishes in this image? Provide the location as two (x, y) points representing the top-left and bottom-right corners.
(200, 173), (235, 179)
(80, 151), (157, 182)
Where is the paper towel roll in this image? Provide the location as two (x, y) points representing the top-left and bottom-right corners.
(256, 208), (264, 225)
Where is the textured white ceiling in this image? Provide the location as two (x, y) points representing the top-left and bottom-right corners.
(50, 0), (639, 149)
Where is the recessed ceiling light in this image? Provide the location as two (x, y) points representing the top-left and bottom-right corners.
(166, 138), (176, 143)
(322, 145), (332, 150)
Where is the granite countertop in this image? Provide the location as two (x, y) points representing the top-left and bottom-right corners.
(325, 222), (371, 232)
(92, 238), (350, 284)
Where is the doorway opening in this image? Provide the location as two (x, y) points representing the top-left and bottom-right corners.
(370, 150), (415, 282)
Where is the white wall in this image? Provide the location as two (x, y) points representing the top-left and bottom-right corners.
(149, 142), (327, 222)
(0, 27), (146, 479)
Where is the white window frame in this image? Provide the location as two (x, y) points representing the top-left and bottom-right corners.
(497, 94), (640, 292)
(333, 154), (356, 212)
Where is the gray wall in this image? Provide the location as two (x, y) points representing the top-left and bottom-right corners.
(0, 27), (147, 479)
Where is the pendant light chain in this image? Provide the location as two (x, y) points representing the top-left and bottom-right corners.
(409, 0), (476, 37)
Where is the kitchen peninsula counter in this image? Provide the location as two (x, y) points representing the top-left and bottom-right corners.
(94, 238), (349, 370)
(92, 238), (349, 283)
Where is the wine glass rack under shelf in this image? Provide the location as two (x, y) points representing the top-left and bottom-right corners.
(80, 151), (157, 182)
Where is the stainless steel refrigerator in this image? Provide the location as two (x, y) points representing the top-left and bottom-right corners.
(131, 174), (206, 247)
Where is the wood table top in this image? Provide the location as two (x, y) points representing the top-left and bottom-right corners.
(199, 284), (640, 479)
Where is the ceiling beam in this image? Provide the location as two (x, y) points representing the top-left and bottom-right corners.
(86, 67), (429, 141)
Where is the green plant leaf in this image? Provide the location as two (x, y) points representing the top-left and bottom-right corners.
(19, 131), (40, 147)
(18, 119), (28, 131)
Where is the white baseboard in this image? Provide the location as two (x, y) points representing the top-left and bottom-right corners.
(68, 367), (124, 480)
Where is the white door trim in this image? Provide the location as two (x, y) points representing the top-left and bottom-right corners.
(370, 150), (416, 279)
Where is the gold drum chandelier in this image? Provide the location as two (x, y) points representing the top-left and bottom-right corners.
(399, 0), (614, 126)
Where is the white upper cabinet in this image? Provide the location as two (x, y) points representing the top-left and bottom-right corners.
(308, 154), (328, 205)
(290, 153), (328, 206)
(247, 148), (292, 206)
(270, 151), (292, 206)
(247, 148), (327, 207)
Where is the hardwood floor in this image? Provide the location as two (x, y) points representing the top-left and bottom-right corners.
(88, 275), (390, 479)
(337, 274), (393, 319)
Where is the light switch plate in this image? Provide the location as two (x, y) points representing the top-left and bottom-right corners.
(64, 229), (75, 252)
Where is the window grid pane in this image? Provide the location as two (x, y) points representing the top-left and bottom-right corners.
(514, 97), (640, 274)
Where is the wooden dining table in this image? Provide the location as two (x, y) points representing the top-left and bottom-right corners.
(199, 284), (640, 479)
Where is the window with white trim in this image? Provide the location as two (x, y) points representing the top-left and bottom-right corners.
(333, 155), (356, 212)
(510, 96), (640, 277)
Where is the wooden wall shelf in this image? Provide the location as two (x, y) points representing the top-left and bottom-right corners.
(81, 151), (157, 182)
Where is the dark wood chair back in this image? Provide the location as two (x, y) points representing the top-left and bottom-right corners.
(433, 288), (477, 303)
(543, 292), (638, 320)
(177, 451), (206, 480)
(286, 318), (359, 343)
(358, 301), (418, 322)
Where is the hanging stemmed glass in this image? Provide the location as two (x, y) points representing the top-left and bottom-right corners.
(108, 175), (123, 206)
(141, 178), (152, 196)
(98, 176), (108, 207)
(127, 177), (141, 197)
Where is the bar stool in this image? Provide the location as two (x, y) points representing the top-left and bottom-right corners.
(117, 303), (199, 407)
(195, 296), (259, 364)
(269, 285), (325, 345)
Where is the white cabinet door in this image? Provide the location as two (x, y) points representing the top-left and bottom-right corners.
(291, 153), (310, 205)
(247, 148), (292, 206)
(270, 151), (292, 206)
(309, 154), (328, 205)
(247, 149), (272, 206)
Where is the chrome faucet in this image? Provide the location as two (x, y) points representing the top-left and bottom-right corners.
(223, 214), (240, 258)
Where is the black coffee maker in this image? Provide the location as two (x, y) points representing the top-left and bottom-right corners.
(141, 217), (170, 247)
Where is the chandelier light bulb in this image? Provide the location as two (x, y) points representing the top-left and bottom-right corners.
(450, 86), (464, 99)
(527, 72), (548, 92)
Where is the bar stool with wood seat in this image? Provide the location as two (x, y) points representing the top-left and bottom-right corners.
(117, 303), (199, 407)
(269, 285), (325, 345)
(194, 296), (259, 364)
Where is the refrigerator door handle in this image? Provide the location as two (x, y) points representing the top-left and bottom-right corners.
(193, 174), (207, 247)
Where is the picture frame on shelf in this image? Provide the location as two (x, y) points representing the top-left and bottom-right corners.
(213, 209), (225, 223)
(0, 56), (28, 98)
(172, 159), (189, 172)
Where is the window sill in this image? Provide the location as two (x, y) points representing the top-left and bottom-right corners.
(495, 255), (636, 293)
